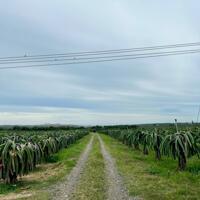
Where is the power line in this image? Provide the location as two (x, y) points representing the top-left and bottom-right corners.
(0, 48), (200, 65)
(0, 41), (200, 62)
(0, 48), (200, 70)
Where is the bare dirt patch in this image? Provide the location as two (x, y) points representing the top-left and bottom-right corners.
(0, 163), (61, 200)
(23, 163), (62, 183)
(0, 192), (33, 200)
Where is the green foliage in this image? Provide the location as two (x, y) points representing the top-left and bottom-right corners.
(162, 131), (197, 170)
(101, 134), (200, 200)
(0, 130), (88, 184)
(103, 125), (200, 171)
(148, 129), (163, 160)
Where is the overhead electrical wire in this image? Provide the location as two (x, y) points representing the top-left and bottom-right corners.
(1, 41), (200, 61)
(0, 48), (200, 65)
(0, 48), (200, 70)
(0, 42), (200, 70)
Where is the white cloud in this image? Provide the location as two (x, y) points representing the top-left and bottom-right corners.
(0, 106), (194, 126)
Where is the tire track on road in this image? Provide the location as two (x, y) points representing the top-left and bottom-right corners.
(50, 135), (94, 200)
(98, 134), (133, 200)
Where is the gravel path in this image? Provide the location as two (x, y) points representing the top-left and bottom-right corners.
(98, 134), (133, 200)
(49, 135), (94, 200)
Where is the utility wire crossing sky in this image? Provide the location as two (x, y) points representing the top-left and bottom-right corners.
(1, 42), (200, 70)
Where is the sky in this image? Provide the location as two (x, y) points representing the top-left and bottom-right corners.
(0, 0), (200, 125)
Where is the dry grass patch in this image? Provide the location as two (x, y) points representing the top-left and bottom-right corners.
(22, 163), (62, 183)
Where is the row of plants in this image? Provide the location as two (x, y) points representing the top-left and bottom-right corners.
(103, 123), (200, 170)
(0, 130), (88, 184)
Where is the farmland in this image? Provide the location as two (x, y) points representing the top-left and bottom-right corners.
(0, 124), (199, 199)
(1, 1), (200, 200)
(100, 124), (200, 200)
(0, 128), (88, 184)
(102, 123), (200, 170)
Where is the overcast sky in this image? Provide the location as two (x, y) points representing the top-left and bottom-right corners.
(0, 1), (200, 125)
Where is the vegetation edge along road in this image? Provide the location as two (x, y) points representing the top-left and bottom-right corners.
(98, 134), (133, 200)
(0, 133), (92, 200)
(71, 134), (107, 200)
(49, 134), (94, 200)
(0, 130), (88, 184)
(100, 133), (200, 200)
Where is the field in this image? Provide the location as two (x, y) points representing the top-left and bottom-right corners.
(1, 1), (200, 200)
(0, 125), (199, 200)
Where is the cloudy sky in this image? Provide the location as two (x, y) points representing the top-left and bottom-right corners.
(0, 1), (200, 125)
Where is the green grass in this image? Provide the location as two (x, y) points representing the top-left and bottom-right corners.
(101, 134), (200, 200)
(0, 134), (91, 199)
(72, 134), (107, 200)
